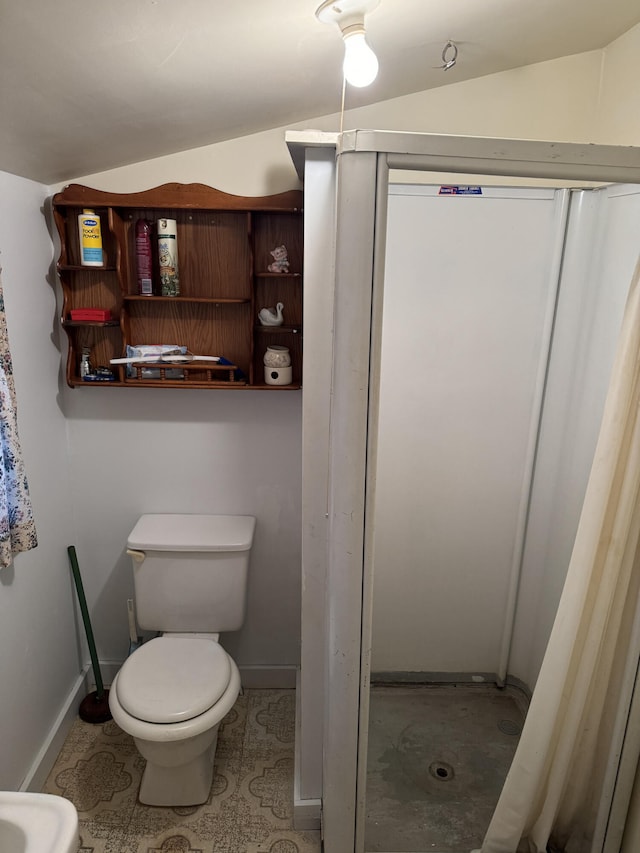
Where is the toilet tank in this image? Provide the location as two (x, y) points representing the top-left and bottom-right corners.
(127, 514), (256, 633)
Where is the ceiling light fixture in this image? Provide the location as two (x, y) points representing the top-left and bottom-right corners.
(316, 0), (380, 88)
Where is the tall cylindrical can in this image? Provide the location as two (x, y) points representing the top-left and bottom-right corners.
(157, 218), (179, 296)
(135, 219), (153, 295)
(78, 209), (103, 267)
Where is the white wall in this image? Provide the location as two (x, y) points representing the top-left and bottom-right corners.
(344, 50), (602, 143)
(61, 388), (302, 672)
(597, 23), (640, 145)
(63, 50), (604, 199)
(50, 151), (304, 678)
(0, 171), (77, 789)
(371, 186), (566, 677)
(368, 183), (640, 688)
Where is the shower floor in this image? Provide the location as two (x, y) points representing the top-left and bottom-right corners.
(365, 683), (527, 853)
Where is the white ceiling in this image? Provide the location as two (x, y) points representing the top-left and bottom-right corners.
(2, 0), (639, 185)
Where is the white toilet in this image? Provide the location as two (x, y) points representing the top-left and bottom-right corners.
(108, 513), (256, 807)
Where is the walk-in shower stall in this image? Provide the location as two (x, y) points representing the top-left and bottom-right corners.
(366, 181), (640, 851)
(291, 131), (640, 853)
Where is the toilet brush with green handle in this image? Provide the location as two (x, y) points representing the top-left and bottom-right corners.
(67, 545), (112, 723)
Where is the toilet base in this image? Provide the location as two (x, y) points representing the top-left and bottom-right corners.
(136, 729), (219, 807)
(109, 643), (242, 808)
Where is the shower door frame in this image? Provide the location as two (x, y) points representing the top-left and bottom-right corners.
(287, 129), (640, 853)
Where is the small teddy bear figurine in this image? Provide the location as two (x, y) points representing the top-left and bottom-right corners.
(268, 244), (290, 274)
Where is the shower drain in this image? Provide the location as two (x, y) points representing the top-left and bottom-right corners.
(498, 718), (522, 736)
(428, 761), (454, 781)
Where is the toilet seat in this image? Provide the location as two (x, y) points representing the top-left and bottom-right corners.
(115, 636), (231, 723)
(110, 652), (241, 744)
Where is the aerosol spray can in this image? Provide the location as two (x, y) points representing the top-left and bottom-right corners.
(157, 218), (179, 296)
(135, 219), (153, 295)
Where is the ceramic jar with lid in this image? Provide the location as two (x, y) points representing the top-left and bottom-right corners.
(263, 346), (292, 385)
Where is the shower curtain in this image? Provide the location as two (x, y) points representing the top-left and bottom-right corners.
(477, 254), (640, 853)
(0, 270), (37, 567)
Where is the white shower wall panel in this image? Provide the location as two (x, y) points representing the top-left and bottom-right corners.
(510, 185), (640, 688)
(371, 185), (565, 675)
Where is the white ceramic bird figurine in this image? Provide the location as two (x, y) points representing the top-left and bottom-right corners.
(258, 302), (284, 326)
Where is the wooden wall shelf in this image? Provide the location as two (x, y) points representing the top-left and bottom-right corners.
(52, 183), (303, 389)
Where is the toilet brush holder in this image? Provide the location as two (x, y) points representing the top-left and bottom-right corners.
(68, 545), (112, 724)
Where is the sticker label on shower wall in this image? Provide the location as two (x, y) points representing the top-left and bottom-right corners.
(438, 185), (483, 195)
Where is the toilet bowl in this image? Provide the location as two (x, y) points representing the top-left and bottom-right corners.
(110, 513), (255, 806)
(109, 634), (241, 806)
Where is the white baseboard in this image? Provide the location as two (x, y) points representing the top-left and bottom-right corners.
(21, 660), (123, 793)
(294, 669), (322, 831)
(239, 665), (297, 689)
(21, 659), (298, 794)
(21, 666), (90, 793)
(293, 795), (323, 832)
(87, 660), (120, 689)
(82, 658), (297, 691)
(102, 652), (296, 690)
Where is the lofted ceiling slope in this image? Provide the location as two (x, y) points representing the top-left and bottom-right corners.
(1, 0), (639, 185)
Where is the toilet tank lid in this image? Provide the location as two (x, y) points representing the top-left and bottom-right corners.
(127, 514), (256, 552)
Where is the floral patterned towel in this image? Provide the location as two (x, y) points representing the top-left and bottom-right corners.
(0, 277), (37, 567)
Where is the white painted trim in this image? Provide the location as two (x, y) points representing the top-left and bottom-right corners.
(351, 130), (640, 183)
(286, 130), (339, 180)
(85, 660), (120, 689)
(239, 665), (297, 689)
(300, 147), (338, 804)
(21, 667), (90, 792)
(293, 798), (323, 832)
(98, 657), (296, 690)
(322, 149), (380, 853)
(21, 658), (296, 795)
(288, 129), (640, 183)
(23, 659), (121, 792)
(355, 152), (390, 853)
(294, 669), (323, 830)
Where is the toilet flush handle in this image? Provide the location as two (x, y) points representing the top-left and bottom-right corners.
(126, 548), (146, 563)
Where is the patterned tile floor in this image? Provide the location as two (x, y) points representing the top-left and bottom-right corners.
(43, 689), (321, 853)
